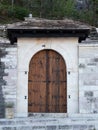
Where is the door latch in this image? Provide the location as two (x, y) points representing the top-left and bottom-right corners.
(24, 96), (27, 99)
(68, 95), (71, 99)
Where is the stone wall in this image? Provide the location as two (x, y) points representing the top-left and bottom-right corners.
(79, 42), (98, 113)
(0, 41), (17, 118)
(0, 36), (98, 118)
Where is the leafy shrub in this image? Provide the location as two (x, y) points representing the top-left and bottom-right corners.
(0, 3), (29, 20)
(13, 6), (29, 20)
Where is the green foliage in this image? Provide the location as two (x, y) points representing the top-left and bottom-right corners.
(30, 0), (76, 19)
(50, 0), (66, 19)
(13, 6), (29, 20)
(0, 4), (9, 16)
(0, 0), (11, 5)
(0, 2), (29, 20)
(77, 10), (94, 24)
(64, 0), (76, 18)
(89, 0), (98, 26)
(0, 0), (97, 26)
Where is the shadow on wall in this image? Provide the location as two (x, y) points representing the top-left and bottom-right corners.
(0, 49), (8, 118)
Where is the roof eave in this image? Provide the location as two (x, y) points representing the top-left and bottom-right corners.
(7, 28), (90, 45)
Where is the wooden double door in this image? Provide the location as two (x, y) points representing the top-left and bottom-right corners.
(28, 50), (67, 113)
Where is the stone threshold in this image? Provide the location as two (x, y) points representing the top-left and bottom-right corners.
(28, 113), (98, 119)
(28, 113), (68, 118)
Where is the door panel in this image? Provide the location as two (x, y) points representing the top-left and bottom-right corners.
(28, 50), (67, 113)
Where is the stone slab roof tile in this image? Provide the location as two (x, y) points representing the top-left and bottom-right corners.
(7, 18), (91, 30)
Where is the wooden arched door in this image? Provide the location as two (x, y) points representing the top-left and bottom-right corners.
(28, 50), (67, 113)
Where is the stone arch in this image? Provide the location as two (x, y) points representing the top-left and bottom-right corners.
(18, 44), (72, 72)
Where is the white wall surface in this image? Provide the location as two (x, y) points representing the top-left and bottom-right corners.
(17, 37), (79, 117)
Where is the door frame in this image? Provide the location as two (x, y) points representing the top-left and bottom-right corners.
(16, 37), (78, 117)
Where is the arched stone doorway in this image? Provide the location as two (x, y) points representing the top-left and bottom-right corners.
(28, 50), (67, 113)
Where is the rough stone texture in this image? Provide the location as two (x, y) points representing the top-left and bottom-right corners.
(0, 43), (7, 118)
(0, 41), (17, 118)
(0, 26), (6, 38)
(0, 116), (96, 130)
(79, 43), (98, 113)
(7, 18), (90, 29)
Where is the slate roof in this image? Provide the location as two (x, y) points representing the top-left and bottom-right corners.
(8, 18), (90, 30)
(7, 18), (91, 44)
